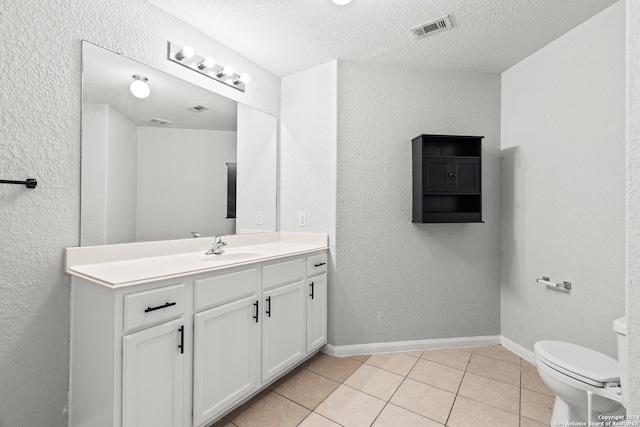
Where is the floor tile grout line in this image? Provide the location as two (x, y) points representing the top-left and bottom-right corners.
(472, 353), (522, 366)
(420, 354), (471, 372)
(383, 376), (430, 425)
(519, 360), (523, 427)
(384, 370), (453, 426)
(338, 381), (394, 404)
(297, 365), (360, 426)
(444, 354), (472, 427)
(459, 370), (520, 387)
(451, 357), (525, 417)
(369, 401), (391, 426)
(361, 362), (415, 378)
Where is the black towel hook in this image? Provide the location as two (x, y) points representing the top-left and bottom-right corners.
(0, 179), (38, 189)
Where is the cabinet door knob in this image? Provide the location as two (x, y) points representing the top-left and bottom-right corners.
(265, 296), (271, 317)
(178, 325), (184, 354)
(309, 282), (315, 299)
(253, 300), (259, 322)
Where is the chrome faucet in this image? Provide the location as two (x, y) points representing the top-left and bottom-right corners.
(206, 234), (227, 255)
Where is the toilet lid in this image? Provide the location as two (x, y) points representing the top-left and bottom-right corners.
(534, 341), (619, 384)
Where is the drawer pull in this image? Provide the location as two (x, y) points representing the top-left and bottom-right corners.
(309, 282), (315, 299)
(253, 300), (259, 323)
(178, 325), (184, 354)
(144, 301), (177, 313)
(314, 262), (326, 267)
(266, 296), (271, 317)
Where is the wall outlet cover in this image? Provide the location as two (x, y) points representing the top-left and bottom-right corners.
(256, 211), (263, 225)
(298, 211), (307, 227)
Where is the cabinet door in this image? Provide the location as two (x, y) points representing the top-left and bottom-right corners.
(122, 318), (184, 427)
(423, 158), (452, 192)
(451, 158), (480, 193)
(262, 281), (305, 382)
(307, 274), (327, 353)
(193, 296), (259, 426)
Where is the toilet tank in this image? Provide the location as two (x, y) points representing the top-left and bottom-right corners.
(613, 317), (628, 408)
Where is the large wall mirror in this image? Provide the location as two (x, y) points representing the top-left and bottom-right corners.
(81, 41), (277, 246)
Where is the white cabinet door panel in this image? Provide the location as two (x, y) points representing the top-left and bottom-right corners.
(262, 281), (305, 382)
(194, 296), (258, 425)
(307, 274), (327, 353)
(122, 318), (183, 427)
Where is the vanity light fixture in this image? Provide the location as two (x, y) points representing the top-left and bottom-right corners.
(130, 74), (150, 99)
(167, 41), (249, 92)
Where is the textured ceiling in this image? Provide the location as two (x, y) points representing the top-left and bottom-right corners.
(83, 42), (237, 131)
(146, 0), (617, 77)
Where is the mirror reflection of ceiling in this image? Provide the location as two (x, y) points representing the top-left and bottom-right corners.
(146, 0), (616, 77)
(83, 42), (237, 131)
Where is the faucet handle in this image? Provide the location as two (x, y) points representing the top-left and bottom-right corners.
(191, 231), (201, 238)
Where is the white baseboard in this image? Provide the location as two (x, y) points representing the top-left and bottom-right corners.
(322, 335), (501, 357)
(500, 336), (534, 363)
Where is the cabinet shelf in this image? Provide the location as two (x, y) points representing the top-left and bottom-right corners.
(412, 134), (483, 224)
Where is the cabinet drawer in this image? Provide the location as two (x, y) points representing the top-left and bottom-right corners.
(124, 283), (185, 332)
(262, 259), (304, 291)
(195, 268), (258, 311)
(307, 253), (327, 277)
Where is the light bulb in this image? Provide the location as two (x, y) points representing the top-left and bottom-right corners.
(222, 65), (234, 76)
(176, 45), (195, 60)
(332, 0), (351, 5)
(234, 73), (251, 85)
(130, 75), (150, 99)
(197, 56), (215, 70)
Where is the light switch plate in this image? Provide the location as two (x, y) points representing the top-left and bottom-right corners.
(298, 211), (307, 227)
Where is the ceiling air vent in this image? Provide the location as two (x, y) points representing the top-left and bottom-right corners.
(187, 105), (210, 113)
(148, 117), (171, 126)
(410, 15), (452, 39)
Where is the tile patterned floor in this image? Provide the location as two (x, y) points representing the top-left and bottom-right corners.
(211, 345), (555, 427)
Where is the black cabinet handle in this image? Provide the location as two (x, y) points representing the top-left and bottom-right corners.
(144, 302), (176, 313)
(266, 296), (271, 317)
(309, 282), (315, 299)
(253, 300), (259, 323)
(178, 325), (184, 354)
(314, 262), (326, 267)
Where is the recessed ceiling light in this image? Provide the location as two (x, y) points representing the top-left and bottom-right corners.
(332, 0), (351, 5)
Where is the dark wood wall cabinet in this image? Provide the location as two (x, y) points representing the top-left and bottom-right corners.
(412, 134), (483, 223)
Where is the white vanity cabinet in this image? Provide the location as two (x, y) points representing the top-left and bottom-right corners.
(68, 239), (327, 427)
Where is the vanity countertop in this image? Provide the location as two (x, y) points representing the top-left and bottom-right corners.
(66, 232), (328, 288)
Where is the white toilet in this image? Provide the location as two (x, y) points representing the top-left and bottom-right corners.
(534, 317), (628, 425)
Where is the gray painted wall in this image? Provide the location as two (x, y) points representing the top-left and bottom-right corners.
(332, 61), (502, 346)
(0, 1), (279, 425)
(500, 2), (626, 357)
(626, 0), (640, 415)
